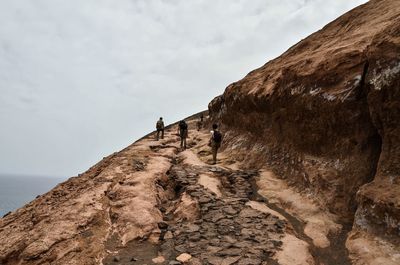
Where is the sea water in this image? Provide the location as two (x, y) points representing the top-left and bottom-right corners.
(0, 175), (65, 217)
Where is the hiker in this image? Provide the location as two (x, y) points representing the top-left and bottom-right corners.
(178, 120), (188, 149)
(156, 117), (164, 140)
(197, 117), (202, 131)
(209, 123), (222, 164)
(197, 113), (204, 131)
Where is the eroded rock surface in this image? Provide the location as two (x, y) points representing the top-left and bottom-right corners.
(0, 131), (177, 264)
(208, 0), (400, 264)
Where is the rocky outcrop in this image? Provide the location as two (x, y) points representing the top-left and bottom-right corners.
(208, 0), (400, 262)
(0, 137), (175, 264)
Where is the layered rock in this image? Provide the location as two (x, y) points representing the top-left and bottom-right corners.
(208, 0), (400, 259)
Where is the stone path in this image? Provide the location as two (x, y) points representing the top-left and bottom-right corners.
(102, 122), (352, 265)
(156, 164), (286, 265)
(102, 133), (288, 265)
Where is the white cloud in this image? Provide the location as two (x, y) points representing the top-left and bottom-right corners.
(0, 0), (367, 176)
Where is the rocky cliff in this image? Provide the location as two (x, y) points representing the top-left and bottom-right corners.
(1, 0), (399, 265)
(209, 0), (400, 263)
(209, 0), (400, 238)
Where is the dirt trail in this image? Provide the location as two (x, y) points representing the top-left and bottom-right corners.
(102, 120), (354, 265)
(104, 127), (286, 264)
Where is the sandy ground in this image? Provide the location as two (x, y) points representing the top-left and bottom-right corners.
(346, 230), (400, 265)
(256, 170), (342, 249)
(198, 174), (222, 198)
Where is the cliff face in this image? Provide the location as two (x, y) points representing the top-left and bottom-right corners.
(209, 0), (400, 248)
(209, 0), (400, 262)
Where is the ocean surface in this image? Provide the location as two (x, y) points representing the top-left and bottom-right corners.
(0, 175), (66, 217)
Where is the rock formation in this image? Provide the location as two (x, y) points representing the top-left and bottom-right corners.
(209, 0), (400, 264)
(1, 0), (399, 264)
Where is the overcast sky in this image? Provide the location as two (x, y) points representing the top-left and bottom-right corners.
(0, 0), (367, 178)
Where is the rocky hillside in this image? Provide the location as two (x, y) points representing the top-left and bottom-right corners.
(1, 0), (399, 265)
(0, 118), (319, 265)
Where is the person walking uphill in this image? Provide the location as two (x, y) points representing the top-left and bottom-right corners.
(156, 117), (164, 140)
(209, 124), (222, 164)
(178, 120), (188, 150)
(197, 113), (204, 131)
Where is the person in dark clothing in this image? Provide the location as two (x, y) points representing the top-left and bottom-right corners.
(197, 117), (202, 131)
(156, 117), (165, 140)
(209, 123), (222, 164)
(197, 113), (205, 131)
(178, 120), (188, 149)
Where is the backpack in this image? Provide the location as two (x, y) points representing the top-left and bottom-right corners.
(156, 120), (163, 129)
(179, 121), (188, 130)
(213, 130), (222, 143)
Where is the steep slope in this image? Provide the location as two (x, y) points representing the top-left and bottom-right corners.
(0, 131), (176, 264)
(0, 118), (319, 265)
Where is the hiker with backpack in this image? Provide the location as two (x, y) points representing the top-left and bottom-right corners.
(197, 113), (204, 131)
(156, 117), (164, 140)
(209, 123), (222, 164)
(178, 120), (188, 150)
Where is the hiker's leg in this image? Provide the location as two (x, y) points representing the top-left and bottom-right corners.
(212, 146), (217, 164)
(184, 138), (187, 149)
(180, 137), (183, 148)
(156, 130), (160, 140)
(161, 129), (164, 139)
